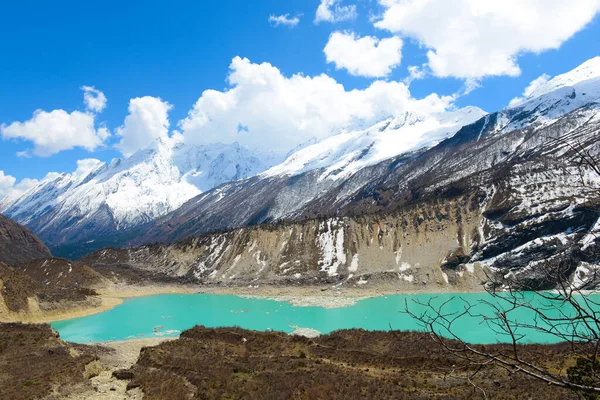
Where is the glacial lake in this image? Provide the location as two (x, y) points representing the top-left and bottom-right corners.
(51, 292), (598, 344)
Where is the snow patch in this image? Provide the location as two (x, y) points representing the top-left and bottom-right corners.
(317, 219), (346, 276)
(349, 254), (359, 272)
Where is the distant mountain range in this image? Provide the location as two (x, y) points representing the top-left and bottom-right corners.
(0, 140), (279, 255)
(2, 58), (600, 291)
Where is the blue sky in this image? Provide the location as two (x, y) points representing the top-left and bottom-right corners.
(1, 0), (599, 188)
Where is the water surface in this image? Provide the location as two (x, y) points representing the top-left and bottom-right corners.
(51, 292), (597, 344)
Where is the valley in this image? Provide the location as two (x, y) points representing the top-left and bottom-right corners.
(0, 56), (599, 399)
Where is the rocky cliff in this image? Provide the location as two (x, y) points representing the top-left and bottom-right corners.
(83, 196), (489, 291)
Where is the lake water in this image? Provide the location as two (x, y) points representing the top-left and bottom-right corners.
(51, 292), (598, 344)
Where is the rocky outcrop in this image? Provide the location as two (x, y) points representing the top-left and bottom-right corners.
(0, 214), (51, 265)
(83, 196), (488, 291)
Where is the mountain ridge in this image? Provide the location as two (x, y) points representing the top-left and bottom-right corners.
(0, 140), (280, 254)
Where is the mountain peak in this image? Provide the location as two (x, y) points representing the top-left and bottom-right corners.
(1, 140), (280, 251)
(263, 106), (486, 180)
(526, 56), (600, 101)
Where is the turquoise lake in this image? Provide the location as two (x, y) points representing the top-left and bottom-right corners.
(51, 292), (597, 344)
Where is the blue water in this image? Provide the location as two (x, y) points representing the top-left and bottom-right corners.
(51, 292), (598, 344)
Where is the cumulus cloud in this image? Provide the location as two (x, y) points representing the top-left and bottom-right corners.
(324, 31), (403, 78)
(1, 109), (110, 156)
(509, 74), (551, 107)
(269, 14), (301, 27)
(115, 96), (173, 157)
(81, 85), (107, 113)
(375, 0), (600, 79)
(0, 159), (107, 202)
(315, 0), (357, 23)
(179, 56), (455, 153)
(0, 86), (110, 156)
(0, 171), (16, 199)
(0, 171), (42, 201)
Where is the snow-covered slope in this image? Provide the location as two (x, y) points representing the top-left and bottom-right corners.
(261, 56), (600, 184)
(263, 106), (486, 180)
(525, 57), (600, 100)
(493, 56), (600, 133)
(0, 139), (279, 252)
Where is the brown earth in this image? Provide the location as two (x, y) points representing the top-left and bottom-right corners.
(15, 257), (107, 290)
(0, 323), (98, 400)
(0, 213), (51, 265)
(0, 260), (109, 323)
(121, 326), (579, 400)
(0, 323), (590, 399)
(0, 262), (99, 313)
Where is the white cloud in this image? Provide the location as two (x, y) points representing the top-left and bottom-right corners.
(0, 171), (42, 201)
(1, 109), (109, 156)
(405, 65), (426, 84)
(463, 78), (482, 95)
(81, 85), (107, 113)
(324, 31), (403, 78)
(16, 150), (31, 158)
(179, 56), (455, 153)
(73, 158), (103, 178)
(12, 178), (41, 197)
(509, 73), (551, 107)
(0, 86), (110, 156)
(375, 0), (600, 79)
(269, 14), (301, 27)
(115, 96), (173, 157)
(0, 171), (17, 199)
(315, 0), (357, 23)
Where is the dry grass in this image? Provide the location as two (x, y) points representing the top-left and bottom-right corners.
(0, 262), (98, 314)
(0, 323), (98, 400)
(122, 326), (580, 399)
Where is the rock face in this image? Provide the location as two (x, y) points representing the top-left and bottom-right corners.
(0, 140), (279, 258)
(0, 214), (51, 265)
(82, 197), (487, 291)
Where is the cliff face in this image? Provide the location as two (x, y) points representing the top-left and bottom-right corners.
(0, 214), (51, 266)
(83, 196), (488, 291)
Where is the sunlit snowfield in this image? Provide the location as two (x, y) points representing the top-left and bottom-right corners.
(51, 293), (600, 344)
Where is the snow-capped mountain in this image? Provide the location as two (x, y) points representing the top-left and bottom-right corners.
(144, 55), (600, 244)
(262, 106), (486, 180)
(0, 139), (279, 254)
(494, 56), (600, 133)
(519, 56), (600, 102)
(83, 57), (600, 291)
